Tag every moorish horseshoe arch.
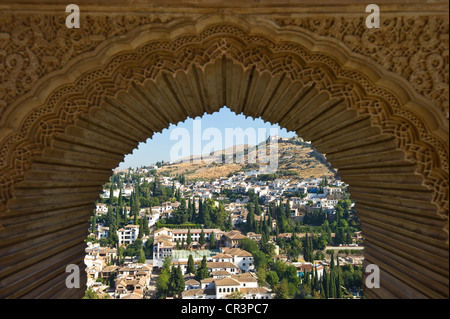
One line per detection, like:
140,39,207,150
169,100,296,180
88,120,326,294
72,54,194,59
0,4,448,299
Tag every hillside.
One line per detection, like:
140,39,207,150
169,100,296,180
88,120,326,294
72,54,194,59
158,136,337,181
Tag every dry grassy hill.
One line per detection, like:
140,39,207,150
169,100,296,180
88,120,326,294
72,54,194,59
158,136,336,181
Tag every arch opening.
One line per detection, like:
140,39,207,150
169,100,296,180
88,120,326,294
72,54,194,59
86,106,363,299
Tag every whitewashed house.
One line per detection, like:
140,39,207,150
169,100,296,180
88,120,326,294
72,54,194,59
117,225,140,245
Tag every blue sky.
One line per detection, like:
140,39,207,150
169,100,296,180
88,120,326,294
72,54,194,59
117,106,296,169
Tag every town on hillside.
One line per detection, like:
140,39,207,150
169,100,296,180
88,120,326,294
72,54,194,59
84,137,365,299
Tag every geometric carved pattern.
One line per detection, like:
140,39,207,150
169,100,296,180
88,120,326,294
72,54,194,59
272,15,449,118
1,13,448,119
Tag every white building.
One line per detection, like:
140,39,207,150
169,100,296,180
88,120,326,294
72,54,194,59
96,203,108,214
117,225,140,245
182,272,272,300
146,212,160,227
221,248,254,273
97,226,109,241
152,231,175,267
290,197,309,206
121,187,134,197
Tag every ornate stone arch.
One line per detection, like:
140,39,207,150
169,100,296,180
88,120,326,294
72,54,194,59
0,9,448,299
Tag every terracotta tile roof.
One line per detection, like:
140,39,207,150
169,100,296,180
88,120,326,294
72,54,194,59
185,279,200,285
231,272,258,283
224,230,246,240
222,248,252,257
182,288,206,297
212,253,233,259
212,270,231,276
240,287,271,295
215,277,240,286
207,262,238,269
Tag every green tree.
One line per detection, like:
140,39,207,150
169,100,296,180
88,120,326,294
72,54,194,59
239,237,259,255
156,256,172,298
109,184,115,205
266,271,279,289
138,248,146,263
199,228,205,246
91,215,97,233
330,251,335,270
186,228,192,247
246,203,256,233
168,265,185,297
256,268,267,287
143,218,150,236
156,270,170,299
196,256,210,281
83,287,100,299
210,231,216,248
138,220,144,239
118,189,123,208
187,254,195,274
253,250,268,270
274,279,291,299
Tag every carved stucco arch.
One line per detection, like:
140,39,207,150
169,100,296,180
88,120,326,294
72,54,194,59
0,12,448,298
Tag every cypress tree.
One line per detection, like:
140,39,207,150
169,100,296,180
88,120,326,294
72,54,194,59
336,269,342,299
247,205,255,233
91,215,97,233
199,228,205,246
196,256,210,280
226,214,233,231
284,200,291,219
138,219,144,239
330,270,336,298
210,231,216,248
129,192,134,214
143,217,150,236
320,279,325,299
187,254,195,275
323,267,329,299
303,233,311,262
118,189,123,208
336,253,342,298
187,228,192,246
203,201,211,227
169,265,185,297
197,199,203,224
187,198,192,221
330,251,335,270
109,184,114,205
313,265,319,292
